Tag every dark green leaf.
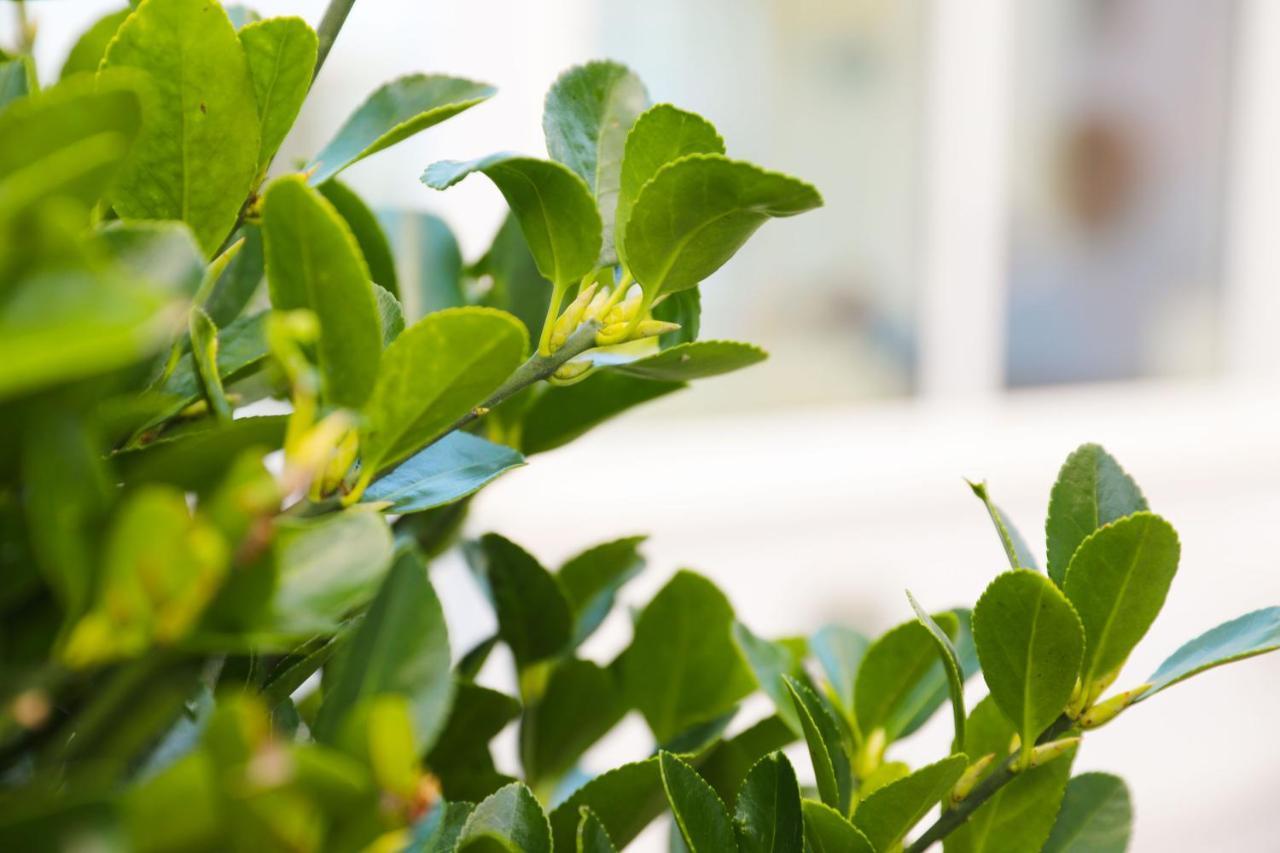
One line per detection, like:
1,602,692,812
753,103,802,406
471,212,552,340
362,431,524,514
115,416,286,494
549,758,666,852
522,658,625,786
1043,773,1132,853
466,533,572,669
610,340,766,382
311,74,495,185
407,801,476,853
455,782,551,853
98,220,205,296
1137,606,1280,702
0,56,35,111
801,800,874,853
660,751,737,853
908,591,966,752
157,310,270,417
854,612,959,743
240,16,317,171
968,480,1038,570
203,224,264,327
810,624,869,721
652,288,701,348
783,675,852,815
558,535,647,647
319,177,399,296
522,371,685,454
733,751,802,853
426,682,521,803
60,8,131,79
696,715,797,805
973,570,1083,752
1046,444,1147,585
853,754,967,852
575,807,618,853
189,307,233,421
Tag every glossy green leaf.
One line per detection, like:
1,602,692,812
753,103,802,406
189,306,233,421
521,371,685,454
203,224,264,327
854,612,959,743
733,751,803,853
1046,444,1147,585
310,74,494,185
60,8,131,79
359,306,527,475
466,533,572,668
103,0,261,256
616,104,724,266
696,715,798,805
783,675,852,815
262,175,382,407
407,801,476,853
973,570,1084,750
968,480,1038,571
543,61,649,265
455,782,551,853
361,431,524,514
239,17,317,171
802,800,874,853
660,751,737,853
549,758,666,852
734,622,806,734
575,807,618,853
624,154,821,297
522,658,625,786
853,754,967,852
426,682,520,803
623,571,755,743
652,288,701,348
1062,513,1180,690
610,340,766,382
557,535,647,647
319,178,399,295
1043,773,1132,853
424,154,602,285
810,624,869,720
1137,606,1280,702
313,549,452,752
908,592,966,752
945,696,1076,853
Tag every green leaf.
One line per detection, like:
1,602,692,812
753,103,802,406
98,220,206,296
239,16,317,172
60,8,131,79
203,224,264,327
623,571,755,743
609,340,767,382
652,288,701,348
575,807,618,853
319,178,399,296
521,371,685,454
968,480,1038,571
733,623,806,734
810,625,869,721
802,800,874,853
456,782,551,853
542,61,649,265
733,751,803,853
103,0,261,256
854,612,959,743
361,431,523,514
0,56,35,111
359,306,527,475
616,104,724,266
407,801,476,853
466,533,572,669
549,758,667,852
1046,444,1148,585
522,658,625,786
945,696,1076,853
623,154,822,298
660,751,737,853
424,154,602,286
426,682,521,803
696,715,797,805
908,591,967,752
312,549,452,752
557,536,647,647
853,754,967,852
471,212,552,339
1062,513,1180,691
156,310,269,416
398,210,465,319
783,675,852,815
261,175,381,407
189,306,233,421
266,508,394,637
1137,606,1280,702
973,570,1084,752
310,74,494,185
1043,773,1132,853
115,416,287,494
374,283,405,345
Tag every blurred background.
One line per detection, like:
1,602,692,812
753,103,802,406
12,0,1280,848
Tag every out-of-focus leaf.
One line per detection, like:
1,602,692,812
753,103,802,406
426,682,520,802
652,288,700,348
0,56,35,111
374,283,405,346
189,307,233,420
60,8,131,79
810,624,869,721
115,415,286,493
522,658,625,787
465,533,571,670
734,622,807,734
319,177,399,296
472,212,553,342
521,371,685,455
557,535,646,647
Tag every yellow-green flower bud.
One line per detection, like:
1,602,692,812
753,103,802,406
949,753,996,806
633,320,681,340
1079,683,1151,730
549,282,599,351
551,359,593,384
1024,736,1080,770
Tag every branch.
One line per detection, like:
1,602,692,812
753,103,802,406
312,0,358,84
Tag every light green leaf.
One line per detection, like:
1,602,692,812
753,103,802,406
521,371,685,454
558,536,647,647
359,306,527,475
239,16,317,171
854,612,959,743
575,807,618,853
424,154,602,286
853,754,967,852
810,625,870,721
103,0,260,256
616,104,724,266
973,570,1084,752
319,178,399,296
361,431,523,514
1062,513,1180,691
374,283,405,345
908,591,967,752
1043,773,1132,853
188,306,232,421
1137,606,1280,702
660,751,737,853
623,571,755,743
734,623,806,734
60,8,131,79
522,658,625,787
456,782,552,853
312,549,452,752
945,696,1076,853
802,800,874,853
968,480,1038,570
261,175,382,407
623,154,822,298
733,751,803,853
310,74,494,185
466,533,572,669
609,340,766,382
784,675,853,815
543,61,649,265
1046,444,1148,585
